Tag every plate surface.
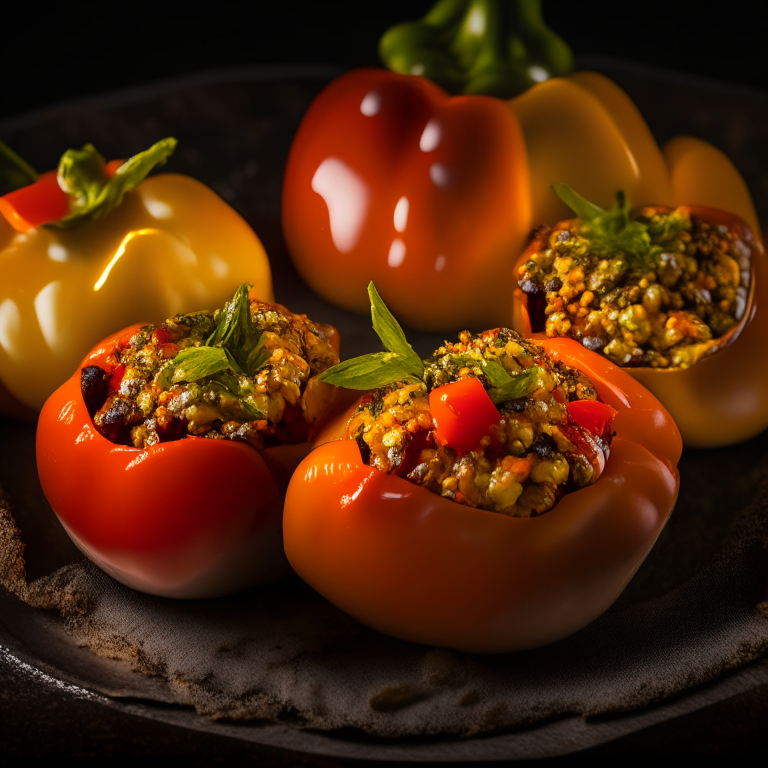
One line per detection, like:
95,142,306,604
2,61,768,761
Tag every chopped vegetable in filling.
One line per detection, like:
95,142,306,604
347,329,612,517
84,286,339,449
518,205,751,368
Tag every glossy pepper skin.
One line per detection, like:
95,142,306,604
283,67,531,332
513,205,768,448
0,173,273,416
283,68,759,334
284,340,681,653
36,323,342,599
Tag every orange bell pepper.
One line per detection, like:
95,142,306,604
283,68,758,335
36,313,349,599
283,338,681,653
513,201,768,448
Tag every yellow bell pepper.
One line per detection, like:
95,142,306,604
0,161,272,415
508,71,759,237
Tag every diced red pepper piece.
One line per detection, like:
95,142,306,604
567,399,618,441
109,364,125,392
429,377,501,455
152,327,172,346
0,171,70,232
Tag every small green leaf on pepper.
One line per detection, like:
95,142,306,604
50,137,177,229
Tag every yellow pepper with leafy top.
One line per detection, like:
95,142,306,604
0,139,273,416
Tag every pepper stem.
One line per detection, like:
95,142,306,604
379,0,574,98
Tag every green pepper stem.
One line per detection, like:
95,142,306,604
379,0,574,98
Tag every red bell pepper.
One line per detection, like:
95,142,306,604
36,314,352,599
567,399,617,442
283,67,531,332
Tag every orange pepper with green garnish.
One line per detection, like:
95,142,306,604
512,185,768,448
283,285,680,653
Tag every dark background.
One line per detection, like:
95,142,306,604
2,2,765,121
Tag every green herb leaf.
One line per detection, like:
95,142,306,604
318,352,421,390
487,366,539,405
446,353,514,388
223,348,244,376
170,346,235,384
317,283,425,390
0,140,38,195
211,368,242,397
244,336,270,376
552,183,604,223
240,396,266,420
206,283,264,373
207,284,251,347
553,184,653,266
368,282,424,379
48,137,177,229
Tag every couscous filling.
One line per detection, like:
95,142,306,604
347,328,611,517
82,286,339,449
518,203,750,368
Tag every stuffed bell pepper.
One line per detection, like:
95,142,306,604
0,138,273,417
282,0,758,333
512,185,768,447
283,284,681,653
36,285,352,599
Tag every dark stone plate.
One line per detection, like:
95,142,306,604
2,61,768,762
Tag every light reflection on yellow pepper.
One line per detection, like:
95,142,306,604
0,173,273,413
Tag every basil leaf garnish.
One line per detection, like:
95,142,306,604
244,336,270,376
207,283,265,373
164,283,270,393
487,366,539,405
207,284,251,348
317,282,424,390
49,137,177,229
552,183,604,224
319,352,421,390
170,347,234,384
368,282,424,379
211,368,242,397
0,140,38,196
553,183,654,267
444,353,514,389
